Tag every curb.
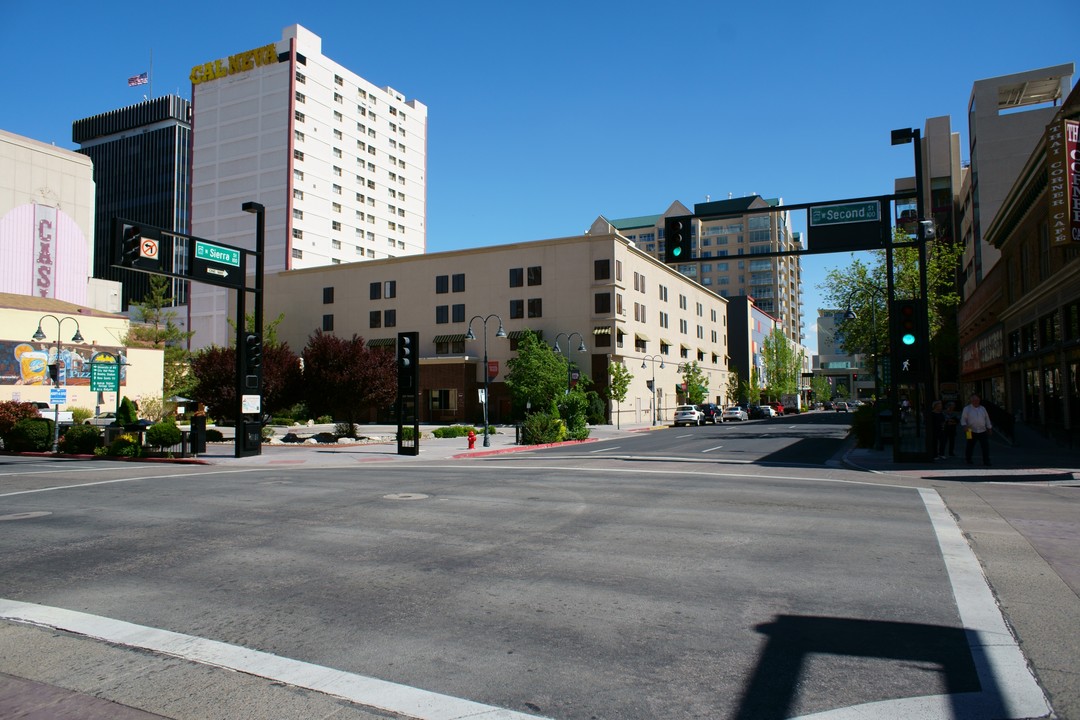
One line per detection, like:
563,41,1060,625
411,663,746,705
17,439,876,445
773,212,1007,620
452,437,600,459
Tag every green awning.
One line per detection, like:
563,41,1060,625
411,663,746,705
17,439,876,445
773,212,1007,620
366,338,396,348
433,334,467,343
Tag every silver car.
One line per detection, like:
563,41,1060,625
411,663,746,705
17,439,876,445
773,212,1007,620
673,405,703,426
721,406,749,422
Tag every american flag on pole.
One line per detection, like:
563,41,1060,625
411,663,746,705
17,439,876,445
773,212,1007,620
127,72,148,87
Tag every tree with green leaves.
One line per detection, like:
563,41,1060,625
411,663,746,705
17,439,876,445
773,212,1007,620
761,327,803,399
820,227,963,385
607,361,632,429
504,330,567,414
123,275,194,399
679,361,709,405
811,374,833,404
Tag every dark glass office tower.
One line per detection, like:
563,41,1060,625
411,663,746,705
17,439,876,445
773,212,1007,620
73,96,191,309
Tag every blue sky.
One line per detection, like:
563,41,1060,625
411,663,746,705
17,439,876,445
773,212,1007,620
2,0,1072,353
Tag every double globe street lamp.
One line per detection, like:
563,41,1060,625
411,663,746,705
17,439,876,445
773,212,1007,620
552,332,587,394
465,314,506,447
32,314,84,453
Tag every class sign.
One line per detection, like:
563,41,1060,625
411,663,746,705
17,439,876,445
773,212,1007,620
191,43,279,85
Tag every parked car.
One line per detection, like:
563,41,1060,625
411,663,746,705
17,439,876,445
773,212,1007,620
721,406,749,422
768,402,785,416
835,401,849,412
696,403,721,424
84,412,119,426
751,405,776,419
673,405,704,427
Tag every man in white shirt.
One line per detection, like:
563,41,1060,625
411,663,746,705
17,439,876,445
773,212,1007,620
961,393,992,465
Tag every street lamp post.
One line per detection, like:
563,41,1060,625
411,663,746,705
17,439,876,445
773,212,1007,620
32,314,84,453
553,332,587,394
465,314,506,447
640,355,664,425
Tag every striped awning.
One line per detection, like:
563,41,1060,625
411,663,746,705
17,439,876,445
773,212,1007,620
366,337,396,348
592,326,612,335
433,334,467,343
635,332,649,342
507,329,542,340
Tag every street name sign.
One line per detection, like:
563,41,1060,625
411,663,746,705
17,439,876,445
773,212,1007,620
810,201,880,226
191,240,244,289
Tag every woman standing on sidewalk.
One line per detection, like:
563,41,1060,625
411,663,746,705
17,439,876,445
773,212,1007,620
961,393,992,466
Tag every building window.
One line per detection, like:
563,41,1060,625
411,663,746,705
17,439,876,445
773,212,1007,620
595,332,611,348
594,259,610,280
435,340,465,355
509,268,524,287
384,280,396,298
292,248,303,259
436,275,449,293
452,273,465,292
332,221,342,231
510,299,524,319
369,310,381,328
659,311,669,329
370,282,381,300
323,287,334,304
429,389,457,410
296,72,306,84
384,309,396,328
528,298,543,318
527,266,542,286
659,285,668,302
452,304,465,323
594,292,611,314
436,305,449,324
322,314,334,331
295,92,305,104
292,228,303,239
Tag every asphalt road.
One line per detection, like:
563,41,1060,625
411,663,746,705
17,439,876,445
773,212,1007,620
0,446,1051,719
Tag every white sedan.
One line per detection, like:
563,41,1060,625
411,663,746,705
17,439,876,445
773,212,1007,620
721,406,748,422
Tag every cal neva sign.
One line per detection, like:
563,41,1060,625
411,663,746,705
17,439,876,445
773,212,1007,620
190,43,279,85
1046,119,1080,245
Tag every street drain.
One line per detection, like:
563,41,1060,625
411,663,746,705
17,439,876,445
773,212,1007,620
382,493,429,501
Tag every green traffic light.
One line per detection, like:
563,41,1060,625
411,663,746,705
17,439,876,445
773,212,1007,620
902,333,916,345
672,246,682,257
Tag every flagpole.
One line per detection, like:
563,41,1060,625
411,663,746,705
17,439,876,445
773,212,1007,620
149,49,153,98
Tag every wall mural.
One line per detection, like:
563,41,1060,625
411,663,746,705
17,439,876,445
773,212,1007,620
2,341,127,386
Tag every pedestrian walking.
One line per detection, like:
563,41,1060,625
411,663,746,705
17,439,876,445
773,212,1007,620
930,400,946,459
943,401,960,456
961,393,992,465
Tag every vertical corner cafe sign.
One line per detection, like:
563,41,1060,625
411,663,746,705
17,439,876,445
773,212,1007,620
1046,119,1080,245
807,200,886,253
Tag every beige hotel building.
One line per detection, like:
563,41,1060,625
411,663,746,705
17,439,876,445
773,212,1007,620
266,218,732,426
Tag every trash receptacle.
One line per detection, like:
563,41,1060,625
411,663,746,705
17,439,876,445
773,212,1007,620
190,415,207,454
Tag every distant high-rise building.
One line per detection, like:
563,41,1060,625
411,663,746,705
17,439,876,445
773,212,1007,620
608,195,804,347
73,95,192,309
963,63,1073,295
187,24,428,348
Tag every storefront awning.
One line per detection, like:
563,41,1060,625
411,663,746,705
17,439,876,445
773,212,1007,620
366,337,396,348
506,329,542,340
635,332,650,342
592,326,612,335
660,338,672,346
433,334,467,343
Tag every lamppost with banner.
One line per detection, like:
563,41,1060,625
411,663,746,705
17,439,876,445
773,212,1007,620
640,355,664,425
32,314,84,453
552,332,587,394
465,314,506,447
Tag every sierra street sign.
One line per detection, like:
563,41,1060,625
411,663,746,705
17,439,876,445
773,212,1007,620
810,201,880,226
195,240,241,267
192,239,244,289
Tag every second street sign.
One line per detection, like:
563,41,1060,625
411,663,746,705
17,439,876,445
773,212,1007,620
810,201,880,226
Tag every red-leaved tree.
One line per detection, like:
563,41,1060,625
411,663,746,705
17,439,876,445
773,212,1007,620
190,342,304,422
301,330,396,425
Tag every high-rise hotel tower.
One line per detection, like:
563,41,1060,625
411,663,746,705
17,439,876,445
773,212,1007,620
188,25,427,347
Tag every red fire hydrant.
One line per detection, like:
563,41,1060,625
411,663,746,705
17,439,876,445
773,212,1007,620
467,429,477,449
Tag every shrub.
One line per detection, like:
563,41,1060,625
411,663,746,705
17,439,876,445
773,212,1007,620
146,420,182,450
7,418,55,453
108,433,143,457
521,411,565,445
271,416,295,426
335,422,357,438
558,392,591,441
431,425,475,439
399,426,416,441
316,415,333,424
205,428,224,443
71,407,94,424
117,397,138,426
585,391,606,426
59,424,101,454
0,401,40,446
